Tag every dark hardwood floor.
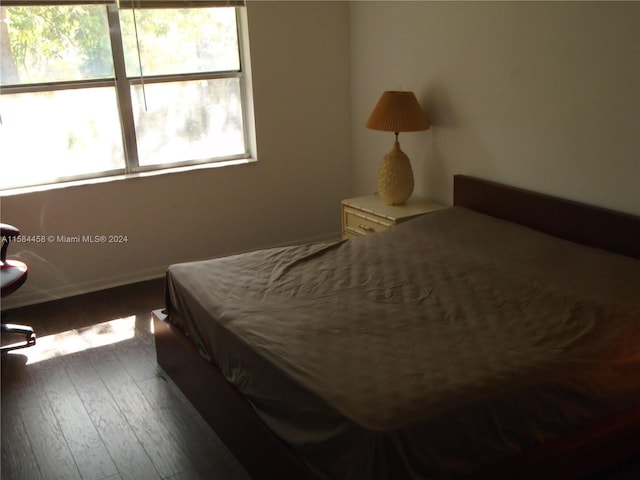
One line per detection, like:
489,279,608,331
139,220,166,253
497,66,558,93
1,279,252,480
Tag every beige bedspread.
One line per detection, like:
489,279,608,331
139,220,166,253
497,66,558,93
165,207,640,478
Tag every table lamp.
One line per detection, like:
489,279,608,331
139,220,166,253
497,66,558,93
365,91,430,205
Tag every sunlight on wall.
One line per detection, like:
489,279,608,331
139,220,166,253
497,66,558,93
9,316,139,365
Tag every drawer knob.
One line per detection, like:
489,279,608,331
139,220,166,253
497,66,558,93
358,224,374,232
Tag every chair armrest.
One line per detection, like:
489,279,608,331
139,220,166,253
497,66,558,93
1,224,20,263
1,224,20,239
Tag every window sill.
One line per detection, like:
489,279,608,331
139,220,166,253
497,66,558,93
0,157,257,197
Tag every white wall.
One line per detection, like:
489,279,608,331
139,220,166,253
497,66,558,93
1,1,351,308
350,1,640,215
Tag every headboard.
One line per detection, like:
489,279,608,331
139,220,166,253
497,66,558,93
453,175,640,259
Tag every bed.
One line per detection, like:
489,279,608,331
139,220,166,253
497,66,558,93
154,175,640,479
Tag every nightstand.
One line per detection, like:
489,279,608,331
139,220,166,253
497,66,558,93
341,194,447,239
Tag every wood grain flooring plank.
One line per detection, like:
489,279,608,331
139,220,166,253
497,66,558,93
163,471,208,480
1,403,43,480
62,349,102,387
18,396,82,479
2,356,81,480
88,348,196,479
115,333,160,383
39,361,118,480
1,352,32,393
138,375,251,480
75,379,161,480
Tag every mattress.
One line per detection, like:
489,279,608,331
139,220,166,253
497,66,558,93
165,207,640,479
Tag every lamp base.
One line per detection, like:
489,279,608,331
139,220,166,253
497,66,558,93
376,140,414,206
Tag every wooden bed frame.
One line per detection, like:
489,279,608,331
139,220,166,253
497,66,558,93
153,175,640,479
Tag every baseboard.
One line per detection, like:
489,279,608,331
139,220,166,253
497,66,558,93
1,267,168,310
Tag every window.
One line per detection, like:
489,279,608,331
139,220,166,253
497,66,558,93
0,0,251,191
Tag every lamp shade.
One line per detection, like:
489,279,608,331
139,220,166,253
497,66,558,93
365,91,429,133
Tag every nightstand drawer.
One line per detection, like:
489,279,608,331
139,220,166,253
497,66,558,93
343,207,392,237
341,195,447,239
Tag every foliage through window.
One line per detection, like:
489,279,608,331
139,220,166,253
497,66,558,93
0,0,249,190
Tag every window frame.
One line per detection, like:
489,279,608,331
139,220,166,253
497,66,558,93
0,0,254,191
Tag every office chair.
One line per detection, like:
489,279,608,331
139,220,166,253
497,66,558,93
1,223,36,352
